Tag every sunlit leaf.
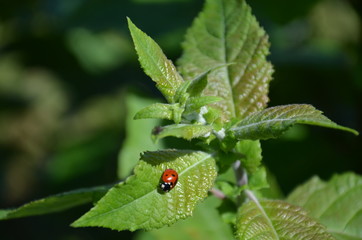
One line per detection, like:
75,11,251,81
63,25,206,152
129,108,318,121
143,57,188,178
178,0,273,121
229,104,358,140
136,196,234,240
152,124,213,142
287,172,362,240
133,102,176,120
236,199,335,240
0,186,109,220
72,150,217,231
184,96,223,115
128,18,183,103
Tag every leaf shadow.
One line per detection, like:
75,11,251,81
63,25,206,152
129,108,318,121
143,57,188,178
140,149,195,166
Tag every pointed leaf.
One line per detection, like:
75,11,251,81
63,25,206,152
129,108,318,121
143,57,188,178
229,104,358,140
133,102,176,120
174,79,192,105
173,66,227,106
287,173,362,240
178,0,273,121
72,150,217,231
0,186,109,220
186,64,232,97
152,124,213,141
128,18,183,103
236,199,335,240
187,70,209,97
118,93,165,179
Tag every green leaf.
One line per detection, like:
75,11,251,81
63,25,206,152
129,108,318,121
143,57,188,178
72,150,217,231
128,18,183,103
229,104,358,140
259,168,284,199
235,140,262,174
248,166,269,190
136,195,234,240
152,124,213,142
287,173,362,240
186,64,232,97
118,93,164,179
184,96,223,115
174,79,192,105
0,186,109,220
178,0,273,121
133,102,176,120
186,70,209,97
236,199,335,240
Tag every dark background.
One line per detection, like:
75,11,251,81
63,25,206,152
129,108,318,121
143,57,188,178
0,0,361,239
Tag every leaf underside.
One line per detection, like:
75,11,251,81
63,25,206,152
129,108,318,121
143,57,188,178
133,102,175,120
72,150,217,231
230,104,358,140
152,124,213,142
0,186,109,220
287,173,362,240
236,200,335,240
178,0,273,121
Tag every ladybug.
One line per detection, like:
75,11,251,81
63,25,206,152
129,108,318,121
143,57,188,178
159,169,178,192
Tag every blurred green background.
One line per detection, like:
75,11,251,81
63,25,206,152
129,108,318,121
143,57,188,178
0,0,361,239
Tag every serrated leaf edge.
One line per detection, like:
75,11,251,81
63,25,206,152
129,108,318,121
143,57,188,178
230,104,359,138
244,189,279,239
72,151,215,228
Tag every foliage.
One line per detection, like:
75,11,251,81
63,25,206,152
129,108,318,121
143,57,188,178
72,150,217,231
287,173,362,240
0,0,360,239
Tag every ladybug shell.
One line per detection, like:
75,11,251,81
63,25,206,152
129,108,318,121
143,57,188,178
160,169,178,192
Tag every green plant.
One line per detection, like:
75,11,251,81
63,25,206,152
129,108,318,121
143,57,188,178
1,0,360,239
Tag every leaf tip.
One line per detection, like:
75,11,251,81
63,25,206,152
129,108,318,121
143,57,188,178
70,219,82,228
351,129,359,136
126,16,132,25
133,113,140,120
127,17,138,35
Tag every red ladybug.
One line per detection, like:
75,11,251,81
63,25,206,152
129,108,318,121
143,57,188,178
159,169,178,192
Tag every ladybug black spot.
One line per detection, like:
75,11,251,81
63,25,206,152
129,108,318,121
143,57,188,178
160,182,172,192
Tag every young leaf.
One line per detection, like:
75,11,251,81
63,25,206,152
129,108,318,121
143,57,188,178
186,70,209,97
152,124,213,142
235,140,262,174
118,93,165,179
174,79,193,105
287,172,362,240
248,166,269,190
186,64,232,97
133,102,176,120
0,186,109,220
72,150,217,231
236,199,335,240
128,18,183,103
229,104,358,140
184,96,223,115
178,0,273,121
